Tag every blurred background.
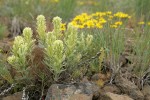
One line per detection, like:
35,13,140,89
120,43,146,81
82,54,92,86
0,0,150,39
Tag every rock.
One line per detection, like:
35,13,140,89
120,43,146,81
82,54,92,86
91,73,110,87
105,92,133,100
145,96,150,100
103,84,121,94
141,84,150,100
45,82,100,100
81,76,89,83
69,94,92,100
98,93,112,100
2,92,22,100
91,73,110,82
114,75,144,100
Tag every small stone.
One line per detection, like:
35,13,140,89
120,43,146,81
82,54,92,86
114,75,144,100
2,92,22,100
141,84,150,100
105,92,133,100
103,84,121,94
45,82,100,100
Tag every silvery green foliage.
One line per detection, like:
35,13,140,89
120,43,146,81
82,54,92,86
36,15,47,47
36,15,93,81
64,23,78,57
7,27,35,74
43,16,65,81
45,40,64,81
52,16,62,38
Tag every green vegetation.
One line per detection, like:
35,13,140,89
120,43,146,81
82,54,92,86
131,25,150,86
56,0,76,21
0,0,150,99
4,15,101,85
134,0,150,21
7,27,35,85
0,24,6,39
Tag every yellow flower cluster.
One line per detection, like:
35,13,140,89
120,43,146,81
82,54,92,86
114,12,131,19
138,21,150,26
77,0,97,6
110,21,122,28
70,11,131,29
61,23,66,31
138,21,144,25
41,0,59,3
52,0,59,3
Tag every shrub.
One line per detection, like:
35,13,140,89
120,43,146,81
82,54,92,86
131,25,150,88
6,15,103,84
7,27,35,83
36,15,97,81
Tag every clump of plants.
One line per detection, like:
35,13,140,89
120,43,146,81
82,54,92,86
131,24,150,89
72,11,128,83
7,27,35,83
36,15,101,81
70,11,131,29
0,15,104,98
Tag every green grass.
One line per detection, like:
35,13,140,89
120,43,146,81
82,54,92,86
55,0,77,21
134,0,150,21
1,0,150,97
0,0,77,22
132,25,150,78
0,24,6,40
